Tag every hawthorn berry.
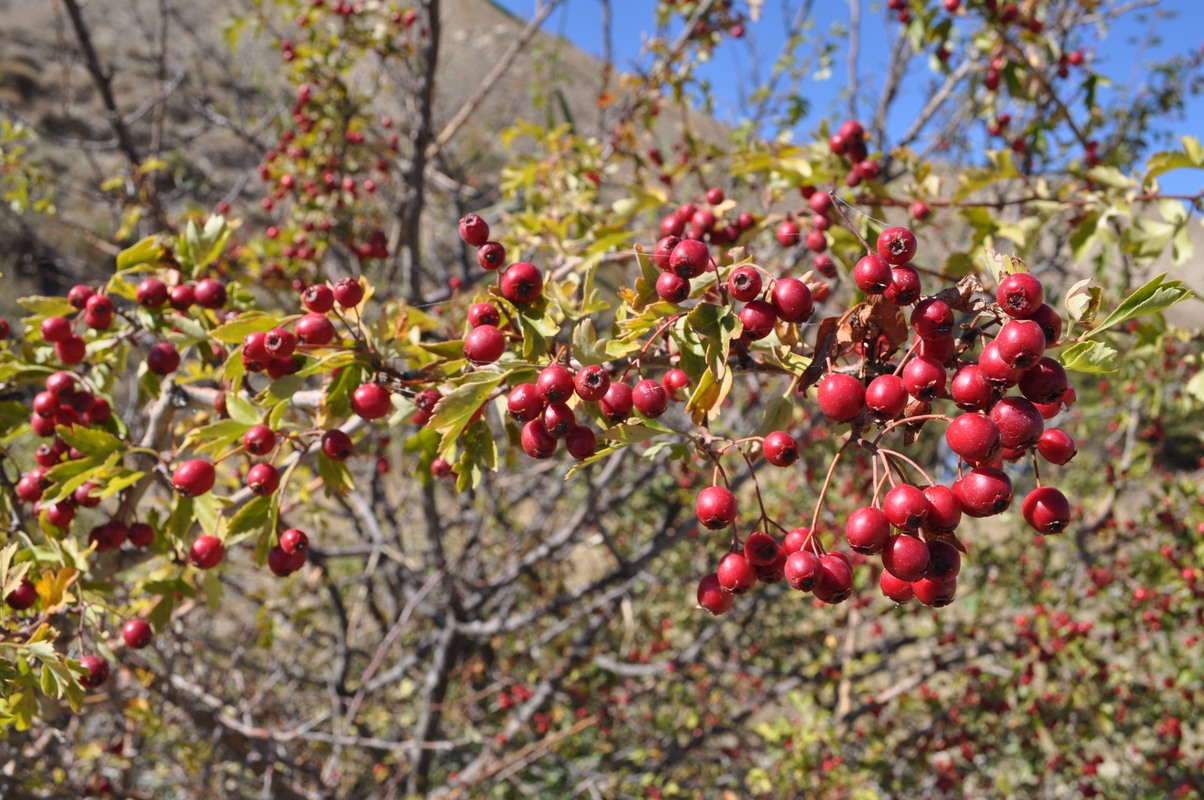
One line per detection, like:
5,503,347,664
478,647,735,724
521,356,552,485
717,552,757,594
279,529,309,555
953,467,1014,517
775,219,800,247
147,342,181,376
268,545,306,577
846,506,891,554
739,300,777,340
1037,428,1077,465
476,241,507,271
661,368,689,400
5,579,38,610
573,365,610,403
880,570,915,603
297,313,336,345
997,272,1044,317
464,324,506,365
816,373,865,423
169,284,196,311
351,383,393,420
728,266,762,301
128,522,155,548
902,356,947,400
542,403,575,438
565,426,597,460
865,374,908,419
653,235,680,270
78,655,110,688
656,272,691,303
243,331,271,365
946,413,1003,466
978,342,1025,386
922,485,963,534
67,284,94,309
458,214,490,247
785,549,823,591
632,379,668,417
536,364,575,403
41,316,72,343
264,328,297,359
189,536,226,570
882,534,930,582
697,573,734,615
302,284,335,313
910,298,954,340
763,431,799,467
743,532,781,567
668,239,710,279
854,254,892,294
1022,486,1072,534
520,419,557,459
321,429,354,461
1019,357,1069,405
812,553,854,604
912,576,958,607
122,619,153,649
876,226,918,266
996,319,1047,369
1026,303,1063,346
696,486,737,530
173,459,216,498
951,364,994,411
246,463,281,496
467,302,501,328
771,277,813,322
501,262,544,304
989,396,1044,450
332,278,365,308
194,278,227,309
885,264,922,305
925,540,962,581
883,484,932,530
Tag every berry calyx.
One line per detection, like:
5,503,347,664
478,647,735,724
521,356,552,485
78,655,110,688
728,266,763,301
997,272,1044,317
501,262,544,304
321,429,354,461
876,226,918,266
1022,486,1072,534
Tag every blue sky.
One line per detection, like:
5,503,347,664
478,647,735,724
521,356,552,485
495,0,1204,196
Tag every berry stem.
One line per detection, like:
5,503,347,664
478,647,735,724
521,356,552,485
807,435,856,538
828,192,873,252
879,447,936,487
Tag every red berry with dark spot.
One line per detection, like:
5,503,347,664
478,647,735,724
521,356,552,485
785,549,823,591
1022,486,1071,534
468,302,501,328
771,277,813,323
565,426,597,460
333,278,365,308
137,278,169,308
951,364,994,411
697,486,737,530
912,576,958,607
911,298,954,340
953,466,1014,517
880,570,915,603
1019,357,1069,405
296,313,336,345
854,254,892,294
542,402,575,438
728,266,762,301
989,396,1044,450
520,419,557,459
264,328,297,359
946,413,1003,466
268,545,306,576
632,379,668,417
279,528,309,555
536,364,575,403
458,214,490,247
67,284,94,309
669,239,710,279
656,272,690,303
194,278,227,309
739,300,777,340
173,459,216,498
599,381,633,424
925,540,962,581
170,284,196,311
1037,428,1077,465
995,319,1046,368
717,552,757,594
865,374,907,419
763,430,798,467
997,272,1044,317
302,284,335,313
902,356,947,400
321,429,354,461
876,226,918,266
885,265,922,305
501,262,544,304
776,219,800,247
1026,303,1063,346
5,579,38,610
883,484,932,531
147,342,180,376
882,534,930,582
812,553,854,604
846,506,891,554
476,242,506,271
979,342,1025,386
78,655,110,688
246,463,281,496
129,522,154,548
922,485,963,534
743,531,781,567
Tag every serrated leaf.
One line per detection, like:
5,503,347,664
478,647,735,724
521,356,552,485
116,236,165,271
183,419,252,455
686,302,740,378
225,393,259,425
209,313,284,345
1085,273,1194,339
55,425,123,458
1144,136,1204,181
1059,340,1118,373
1086,166,1135,189
18,296,77,317
317,452,355,498
685,367,733,425
226,496,272,542
1064,279,1102,326
429,371,509,456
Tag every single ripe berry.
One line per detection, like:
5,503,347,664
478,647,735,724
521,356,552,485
925,540,962,581
333,278,365,308
876,226,918,266
279,528,309,555
122,618,153,649
520,419,557,459
78,655,110,688
660,214,684,238
717,552,757,594
476,242,506,271
697,486,737,530
865,374,908,419
537,364,575,403
697,573,734,615
812,553,854,604
41,316,72,343
728,266,762,301
910,298,954,340
706,187,725,205
854,254,892,294
997,272,1044,317
668,239,710,279
268,545,307,577
599,381,633,424
464,324,506,365
656,272,691,303
458,213,490,247
147,342,180,376
246,463,281,496
995,319,1046,369
880,570,915,603
784,550,823,591
67,284,94,309
1027,303,1063,346
352,383,392,420
661,368,689,400
902,356,947,400
501,262,543,304
881,534,930,582
467,302,501,328
912,576,958,607
55,335,87,365
573,365,610,403
989,396,1044,450
805,229,828,253
763,431,798,467
816,373,865,423
565,425,597,460
129,522,155,548
846,506,891,554
652,235,680,270
775,219,801,247
1037,428,1076,465
189,535,226,569
814,253,837,278
542,402,575,438
243,331,271,365
953,467,1014,518
950,364,994,411
194,278,228,309
72,482,100,508
1022,486,1072,534
632,379,668,417
883,484,931,530
169,284,196,311
302,284,335,313
922,485,962,534
137,278,169,308
1019,357,1069,405
297,314,336,345
771,277,813,323
739,300,777,340
264,328,297,359
743,531,781,567
6,578,38,610
885,265,922,305
173,459,216,498
945,413,1003,466
978,342,1025,386
321,429,354,461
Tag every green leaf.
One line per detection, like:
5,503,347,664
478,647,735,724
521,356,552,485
18,296,76,318
1086,166,1136,190
429,371,509,456
1144,136,1204,181
209,313,285,345
1085,274,1195,339
317,452,355,497
225,393,259,426
1058,340,1118,373
116,236,165,271
55,425,123,458
183,419,252,456
227,496,272,542
686,303,739,377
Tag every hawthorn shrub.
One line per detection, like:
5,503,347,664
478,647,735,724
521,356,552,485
0,0,1202,797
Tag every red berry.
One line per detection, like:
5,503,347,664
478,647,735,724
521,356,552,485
246,463,281,496
173,459,216,498
995,319,1047,368
853,254,891,294
717,552,757,594
467,302,501,328
775,220,800,247
242,331,271,365
882,534,930,582
565,425,597,460
883,484,931,531
743,531,781,566
812,553,854,604
706,187,725,205
599,381,633,424
922,485,963,534
910,201,931,221
147,342,180,376
501,262,543,304
321,429,354,461
785,549,823,591
302,284,335,313
989,396,1044,450
122,618,153,649
876,226,918,266
268,544,307,576
951,364,994,411
660,215,685,238
67,284,95,309
953,466,1014,517
128,522,155,548
520,419,557,459
264,328,297,359
333,278,365,308
573,365,610,403
946,413,1003,466
846,506,891,554
816,373,865,423
925,540,962,581
863,374,906,420
1037,428,1077,465
880,570,915,603
279,528,309,555
910,298,954,340
916,332,957,364
728,266,762,301
902,356,947,400
5,579,38,610
1026,303,1063,346
997,272,1044,317
1019,357,1069,405
632,379,668,417
194,278,227,309
885,265,922,305
912,576,958,607
296,313,336,345
41,316,72,343
169,284,196,311
476,242,506,271
662,368,689,400
78,654,110,688
697,486,737,530
656,272,690,303
189,535,225,569
1022,486,1071,534
464,324,506,365
763,430,799,467
542,402,575,438
537,364,575,403
352,383,392,420
771,277,813,322
668,239,710,279
979,342,1025,386
458,214,490,247
697,573,734,615
739,300,777,340
653,235,680,270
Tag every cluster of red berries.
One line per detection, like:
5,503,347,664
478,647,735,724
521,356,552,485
656,188,757,250
694,225,1078,614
